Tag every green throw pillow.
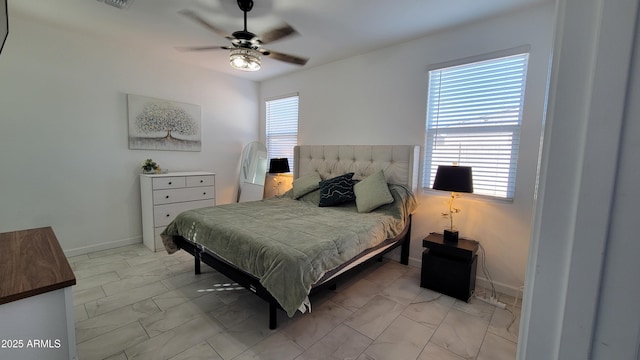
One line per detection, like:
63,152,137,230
292,172,322,199
354,170,394,213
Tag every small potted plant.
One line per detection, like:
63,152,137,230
141,159,159,174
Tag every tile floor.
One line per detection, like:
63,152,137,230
69,244,521,360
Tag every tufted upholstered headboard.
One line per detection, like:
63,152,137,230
294,145,421,192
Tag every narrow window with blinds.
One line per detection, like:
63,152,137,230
266,95,299,170
423,52,529,199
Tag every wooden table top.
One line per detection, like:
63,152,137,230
0,227,76,305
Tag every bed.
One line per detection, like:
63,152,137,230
161,145,420,329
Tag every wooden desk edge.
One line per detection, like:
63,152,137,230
0,227,76,305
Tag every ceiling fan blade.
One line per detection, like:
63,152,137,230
176,45,230,52
179,9,235,41
260,23,298,44
262,49,308,66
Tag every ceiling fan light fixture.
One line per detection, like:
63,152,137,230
229,48,261,71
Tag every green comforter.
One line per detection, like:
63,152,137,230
161,184,416,317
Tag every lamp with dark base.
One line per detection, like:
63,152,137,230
443,231,458,244
268,158,290,196
432,165,473,244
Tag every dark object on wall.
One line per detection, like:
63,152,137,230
1,0,8,55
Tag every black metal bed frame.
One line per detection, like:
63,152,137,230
172,216,412,329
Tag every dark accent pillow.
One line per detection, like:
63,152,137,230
318,173,356,207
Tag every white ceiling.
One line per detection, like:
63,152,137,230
9,0,552,82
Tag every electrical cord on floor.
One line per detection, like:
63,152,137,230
478,242,496,298
409,293,442,304
477,242,519,335
505,306,517,332
505,285,524,333
415,241,520,335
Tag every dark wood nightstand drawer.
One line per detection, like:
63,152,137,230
420,233,478,302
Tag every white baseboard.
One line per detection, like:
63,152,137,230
474,276,523,299
407,256,421,269
400,248,523,298
381,247,422,269
64,236,142,257
406,258,521,298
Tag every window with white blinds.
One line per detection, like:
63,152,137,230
266,95,299,170
423,52,529,199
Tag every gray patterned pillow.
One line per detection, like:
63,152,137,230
354,170,394,213
318,173,355,207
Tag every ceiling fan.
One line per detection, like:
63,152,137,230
179,0,308,71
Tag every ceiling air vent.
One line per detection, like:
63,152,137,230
96,0,133,9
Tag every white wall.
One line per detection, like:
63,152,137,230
259,4,555,294
0,15,259,255
519,0,640,358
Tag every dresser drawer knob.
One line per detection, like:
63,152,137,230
203,192,207,195
200,180,204,183
168,182,172,185
165,195,170,199
166,214,170,217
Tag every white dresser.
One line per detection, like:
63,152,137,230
140,171,216,251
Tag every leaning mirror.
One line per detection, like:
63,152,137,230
237,141,268,202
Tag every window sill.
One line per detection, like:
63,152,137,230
419,187,515,204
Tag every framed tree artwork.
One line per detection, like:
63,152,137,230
127,94,202,151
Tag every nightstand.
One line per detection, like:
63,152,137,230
420,232,478,302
